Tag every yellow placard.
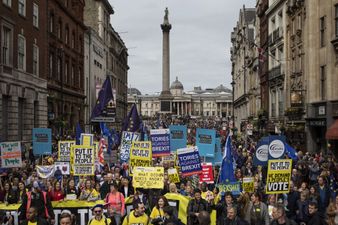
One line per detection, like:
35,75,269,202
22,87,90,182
242,177,254,193
80,134,93,146
266,159,292,194
58,141,75,162
130,141,152,172
133,167,164,189
71,145,95,176
168,168,180,183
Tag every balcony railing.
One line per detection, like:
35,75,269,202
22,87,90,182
268,27,284,46
268,65,284,80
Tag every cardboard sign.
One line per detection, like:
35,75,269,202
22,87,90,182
162,153,176,167
55,161,70,175
196,128,216,157
133,167,164,189
150,129,170,157
199,163,214,184
168,168,180,183
0,142,22,168
169,125,187,152
120,132,140,162
80,134,94,146
32,128,52,155
266,159,292,194
58,141,75,162
242,177,254,193
71,146,95,176
130,141,152,171
217,182,241,195
177,146,202,176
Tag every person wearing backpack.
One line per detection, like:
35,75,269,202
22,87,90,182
88,204,116,225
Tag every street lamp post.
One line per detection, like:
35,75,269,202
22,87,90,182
231,80,236,128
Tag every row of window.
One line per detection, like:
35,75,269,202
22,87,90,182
2,26,39,75
2,0,39,28
1,95,39,141
49,12,83,53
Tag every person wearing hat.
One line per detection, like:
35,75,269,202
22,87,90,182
88,204,116,225
19,181,55,224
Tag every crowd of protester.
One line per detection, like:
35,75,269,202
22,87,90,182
0,115,338,225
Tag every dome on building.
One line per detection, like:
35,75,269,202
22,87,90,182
214,84,231,93
170,77,184,90
128,87,142,95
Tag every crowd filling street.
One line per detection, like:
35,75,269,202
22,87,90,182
0,115,337,225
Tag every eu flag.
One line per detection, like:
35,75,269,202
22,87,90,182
122,104,142,132
75,122,83,145
91,77,114,119
219,135,236,183
285,142,298,160
100,122,113,154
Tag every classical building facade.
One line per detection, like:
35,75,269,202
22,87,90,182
230,7,260,130
47,0,86,136
84,0,128,130
303,0,338,152
0,0,48,142
128,78,232,118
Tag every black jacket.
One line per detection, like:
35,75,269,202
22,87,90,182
308,212,327,225
270,218,297,225
118,185,134,198
221,217,249,225
21,218,50,225
19,191,55,221
187,198,211,225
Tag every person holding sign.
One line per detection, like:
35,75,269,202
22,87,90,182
79,179,100,201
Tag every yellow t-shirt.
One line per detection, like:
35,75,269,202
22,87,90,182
28,222,37,225
149,207,164,219
88,216,111,225
122,210,149,225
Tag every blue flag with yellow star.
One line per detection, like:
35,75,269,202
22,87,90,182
91,76,114,119
219,135,236,183
122,103,142,133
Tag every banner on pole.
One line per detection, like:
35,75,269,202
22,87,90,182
133,167,164,189
71,146,95,176
120,132,140,162
199,163,214,184
196,128,216,157
177,146,202,176
217,182,241,195
0,142,22,168
130,141,152,172
36,165,55,178
150,129,170,157
266,159,292,194
242,177,254,193
169,125,187,152
32,128,52,155
58,141,75,162
268,135,286,160
168,168,180,183
253,137,269,166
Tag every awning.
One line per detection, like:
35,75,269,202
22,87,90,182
326,119,338,140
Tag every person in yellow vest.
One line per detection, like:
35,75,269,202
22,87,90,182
150,196,169,225
88,204,116,225
122,201,150,225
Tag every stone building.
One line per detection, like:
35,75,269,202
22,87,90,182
230,6,259,130
128,78,232,118
266,0,288,128
84,0,128,130
0,0,48,142
303,0,338,152
47,0,86,136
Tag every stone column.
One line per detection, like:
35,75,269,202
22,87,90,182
161,8,172,96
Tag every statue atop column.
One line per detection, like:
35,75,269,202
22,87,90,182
163,7,170,25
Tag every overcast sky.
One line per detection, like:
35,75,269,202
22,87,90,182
109,0,255,94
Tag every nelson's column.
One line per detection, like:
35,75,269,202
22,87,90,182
159,7,173,113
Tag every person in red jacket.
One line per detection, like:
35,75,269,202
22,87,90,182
48,180,64,201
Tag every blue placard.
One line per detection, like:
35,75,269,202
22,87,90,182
150,129,170,157
177,146,202,176
32,128,52,155
169,125,187,152
268,135,287,160
217,182,241,195
206,137,222,165
253,137,269,166
196,128,216,157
